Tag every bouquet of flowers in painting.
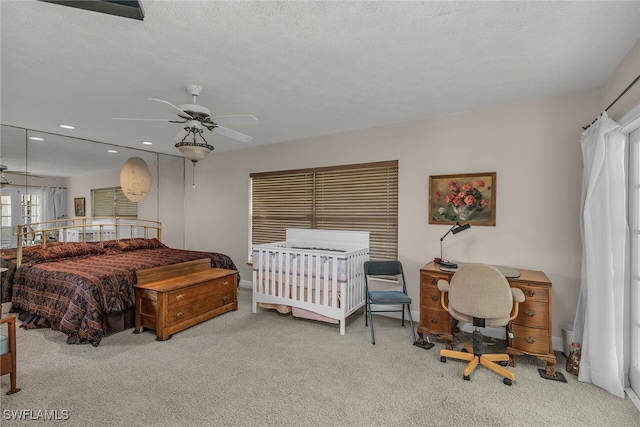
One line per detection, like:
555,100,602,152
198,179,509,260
430,173,495,224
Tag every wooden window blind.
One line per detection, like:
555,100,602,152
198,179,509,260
91,187,138,218
250,160,398,259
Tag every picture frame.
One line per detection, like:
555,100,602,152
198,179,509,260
74,197,86,217
429,172,496,226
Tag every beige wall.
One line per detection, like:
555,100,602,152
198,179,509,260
602,40,640,121
182,40,639,345
183,89,598,343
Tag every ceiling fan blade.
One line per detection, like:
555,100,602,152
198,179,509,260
148,98,193,120
5,170,44,179
213,126,253,143
113,117,175,122
211,115,258,126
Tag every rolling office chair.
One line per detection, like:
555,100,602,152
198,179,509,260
364,260,416,345
437,263,525,385
0,314,20,394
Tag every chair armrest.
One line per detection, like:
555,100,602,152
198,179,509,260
0,314,16,326
511,288,525,303
437,279,450,292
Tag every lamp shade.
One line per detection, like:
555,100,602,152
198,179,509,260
120,157,151,202
175,141,213,162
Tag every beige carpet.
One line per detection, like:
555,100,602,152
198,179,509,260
1,288,638,427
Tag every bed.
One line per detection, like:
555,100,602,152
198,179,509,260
1,217,238,346
252,229,369,334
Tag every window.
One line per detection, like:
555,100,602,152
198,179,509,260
21,193,39,224
1,194,11,248
250,160,398,260
91,187,138,218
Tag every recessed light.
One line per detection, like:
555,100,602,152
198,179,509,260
59,124,76,129
107,149,118,153
141,141,153,145
28,136,44,141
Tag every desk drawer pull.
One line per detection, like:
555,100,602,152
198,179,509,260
524,310,536,317
174,312,185,319
431,279,438,285
223,281,230,286
524,337,536,344
524,290,536,298
222,295,229,302
430,318,439,324
431,295,439,301
175,294,185,301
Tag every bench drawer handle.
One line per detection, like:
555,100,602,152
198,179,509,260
175,294,185,301
174,311,185,319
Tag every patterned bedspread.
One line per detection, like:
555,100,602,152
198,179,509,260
6,240,237,346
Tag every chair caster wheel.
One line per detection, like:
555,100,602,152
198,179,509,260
503,378,512,386
499,361,508,366
440,356,446,363
463,375,470,381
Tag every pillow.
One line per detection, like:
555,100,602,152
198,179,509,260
25,242,106,263
103,238,166,252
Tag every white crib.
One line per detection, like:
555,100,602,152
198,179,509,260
252,229,369,334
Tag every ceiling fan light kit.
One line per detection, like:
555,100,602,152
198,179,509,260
175,141,214,163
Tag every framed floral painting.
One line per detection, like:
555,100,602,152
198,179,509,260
429,172,496,225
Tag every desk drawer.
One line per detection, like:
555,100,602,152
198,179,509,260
419,308,450,334
513,283,549,303
512,298,549,329
421,289,446,310
510,323,550,355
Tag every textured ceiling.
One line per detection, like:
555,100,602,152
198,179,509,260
1,1,640,175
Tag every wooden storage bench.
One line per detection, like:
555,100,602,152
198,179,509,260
134,258,238,340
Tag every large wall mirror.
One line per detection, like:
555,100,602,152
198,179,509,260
0,125,185,249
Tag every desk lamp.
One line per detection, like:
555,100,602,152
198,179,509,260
437,221,470,268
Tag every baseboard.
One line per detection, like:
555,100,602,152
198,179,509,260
377,305,566,352
243,287,566,352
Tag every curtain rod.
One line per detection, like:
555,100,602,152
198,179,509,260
583,73,640,130
2,185,67,190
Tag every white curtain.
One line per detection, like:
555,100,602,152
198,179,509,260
39,187,67,222
573,111,629,398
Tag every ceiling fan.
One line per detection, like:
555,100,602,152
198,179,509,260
0,165,10,188
0,165,44,186
114,84,258,162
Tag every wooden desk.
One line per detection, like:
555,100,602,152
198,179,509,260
417,262,557,377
